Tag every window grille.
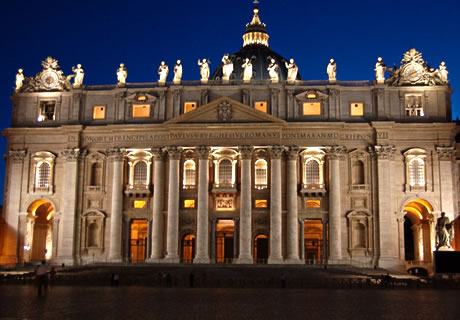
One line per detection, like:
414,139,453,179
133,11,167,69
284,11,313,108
37,162,50,188
133,161,148,186
219,159,233,185
255,159,267,187
409,158,425,186
305,159,320,186
184,160,196,187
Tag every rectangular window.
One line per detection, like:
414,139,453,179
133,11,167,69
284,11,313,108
255,101,267,113
184,199,196,208
405,94,424,116
132,104,150,118
93,105,106,119
306,200,320,208
350,102,364,116
184,102,197,113
255,200,268,208
133,200,146,209
303,102,321,116
38,101,56,121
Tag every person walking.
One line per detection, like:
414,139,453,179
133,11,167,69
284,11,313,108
36,260,48,296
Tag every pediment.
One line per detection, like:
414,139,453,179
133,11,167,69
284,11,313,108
165,97,285,124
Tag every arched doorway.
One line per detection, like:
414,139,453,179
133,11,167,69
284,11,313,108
254,234,268,264
130,220,148,263
181,234,196,264
403,198,434,262
25,200,55,262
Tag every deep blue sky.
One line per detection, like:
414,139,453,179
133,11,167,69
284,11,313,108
1,0,459,204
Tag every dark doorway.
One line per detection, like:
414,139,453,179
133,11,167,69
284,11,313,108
254,234,268,264
181,234,196,264
404,217,415,261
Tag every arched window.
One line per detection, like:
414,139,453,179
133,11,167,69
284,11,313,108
91,162,103,186
255,159,268,188
409,158,425,186
219,159,233,186
37,162,50,188
352,160,365,185
133,161,148,186
305,159,320,187
88,223,99,247
183,160,196,188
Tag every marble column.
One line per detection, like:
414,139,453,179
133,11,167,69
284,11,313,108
326,146,347,263
233,218,240,259
107,148,125,262
124,217,131,262
148,148,165,262
164,147,182,263
286,146,301,263
299,219,305,261
436,147,456,221
411,224,422,261
194,146,211,263
56,148,81,266
1,150,26,266
146,219,152,259
322,218,328,264
268,146,284,264
237,146,253,264
210,218,217,263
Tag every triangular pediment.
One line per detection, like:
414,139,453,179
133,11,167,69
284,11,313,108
165,97,285,124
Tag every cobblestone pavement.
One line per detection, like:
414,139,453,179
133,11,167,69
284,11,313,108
0,285,459,320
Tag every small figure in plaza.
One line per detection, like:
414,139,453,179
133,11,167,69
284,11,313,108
327,58,336,81
158,61,169,84
36,260,48,296
374,57,386,83
198,59,210,83
285,58,298,83
436,212,454,250
438,61,448,83
267,58,279,82
242,58,253,82
72,64,85,87
221,54,234,82
15,68,25,91
173,60,182,84
117,63,128,85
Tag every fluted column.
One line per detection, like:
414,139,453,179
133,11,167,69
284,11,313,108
268,146,284,264
107,148,125,262
56,148,82,266
194,146,211,263
124,217,131,262
148,148,165,262
1,150,26,265
237,146,253,264
299,218,305,261
436,146,456,221
286,146,301,263
326,146,347,263
322,217,328,263
164,147,182,263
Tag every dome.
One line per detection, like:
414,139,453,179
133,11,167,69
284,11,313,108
211,6,301,82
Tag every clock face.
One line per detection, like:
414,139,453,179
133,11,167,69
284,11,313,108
41,71,59,89
404,64,423,82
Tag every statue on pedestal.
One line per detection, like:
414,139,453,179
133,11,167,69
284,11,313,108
173,60,182,84
438,61,448,83
15,68,25,92
267,59,279,82
221,54,233,82
198,59,210,82
72,64,85,87
374,57,386,83
242,58,253,82
285,58,298,83
436,212,454,250
158,61,169,84
117,63,127,85
327,58,336,81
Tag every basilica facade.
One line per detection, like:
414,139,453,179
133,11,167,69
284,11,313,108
1,6,458,271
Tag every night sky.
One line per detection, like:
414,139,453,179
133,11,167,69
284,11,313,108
1,0,459,204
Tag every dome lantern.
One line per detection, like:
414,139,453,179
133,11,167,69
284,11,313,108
243,2,269,47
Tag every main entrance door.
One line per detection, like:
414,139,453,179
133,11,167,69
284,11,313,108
304,220,327,264
130,220,148,263
216,219,234,263
254,234,268,264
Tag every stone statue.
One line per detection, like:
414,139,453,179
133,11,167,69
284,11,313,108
327,58,336,81
436,212,454,250
72,64,85,87
158,61,169,84
242,58,253,82
117,63,127,85
374,57,386,83
267,59,279,82
285,58,298,83
198,59,210,82
438,61,448,83
15,68,25,92
173,60,182,84
221,54,233,82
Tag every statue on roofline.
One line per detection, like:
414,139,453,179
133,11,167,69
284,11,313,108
173,60,182,84
327,58,336,81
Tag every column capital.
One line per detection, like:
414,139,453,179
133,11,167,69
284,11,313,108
368,145,396,160
60,148,80,162
106,148,125,162
325,145,347,160
196,146,211,159
238,146,254,159
269,145,284,159
8,149,26,163
285,146,300,160
436,146,455,161
151,147,166,160
165,146,182,160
